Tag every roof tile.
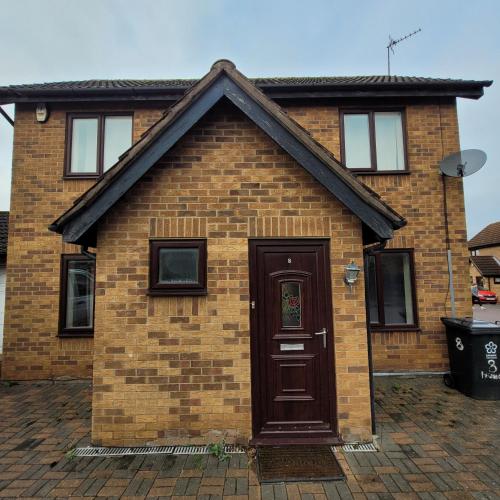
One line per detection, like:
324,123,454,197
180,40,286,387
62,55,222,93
468,222,500,249
0,75,490,92
470,255,500,277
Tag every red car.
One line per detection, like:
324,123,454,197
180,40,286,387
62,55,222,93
472,285,498,304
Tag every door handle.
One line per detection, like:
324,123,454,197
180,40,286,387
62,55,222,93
314,327,327,348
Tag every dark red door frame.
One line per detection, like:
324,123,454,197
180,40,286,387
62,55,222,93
248,238,341,445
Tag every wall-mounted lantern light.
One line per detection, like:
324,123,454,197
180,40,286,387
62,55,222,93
344,261,361,291
36,103,49,123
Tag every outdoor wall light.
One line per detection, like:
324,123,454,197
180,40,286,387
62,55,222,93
36,103,49,123
344,261,361,291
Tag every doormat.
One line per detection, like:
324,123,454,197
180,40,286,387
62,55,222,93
257,445,345,483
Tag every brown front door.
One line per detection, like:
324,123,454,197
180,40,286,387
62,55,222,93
249,239,338,444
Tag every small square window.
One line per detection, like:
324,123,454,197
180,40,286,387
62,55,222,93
494,277,500,284
149,240,207,296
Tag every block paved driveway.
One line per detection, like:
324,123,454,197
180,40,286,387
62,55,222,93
473,303,500,322
0,376,498,499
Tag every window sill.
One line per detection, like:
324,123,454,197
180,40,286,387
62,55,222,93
147,289,208,297
63,174,100,180
352,170,411,175
370,326,421,333
58,332,94,338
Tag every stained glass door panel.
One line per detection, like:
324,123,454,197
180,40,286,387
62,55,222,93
281,282,302,328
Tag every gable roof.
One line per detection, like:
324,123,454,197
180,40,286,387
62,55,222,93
0,211,8,256
470,255,500,277
468,222,500,250
0,75,492,104
50,60,406,247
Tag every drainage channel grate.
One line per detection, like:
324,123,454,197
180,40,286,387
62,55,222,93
333,443,378,453
74,446,175,457
74,444,245,457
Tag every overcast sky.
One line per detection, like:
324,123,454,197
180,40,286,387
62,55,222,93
0,0,498,237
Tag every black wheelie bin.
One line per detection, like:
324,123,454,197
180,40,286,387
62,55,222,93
441,317,500,400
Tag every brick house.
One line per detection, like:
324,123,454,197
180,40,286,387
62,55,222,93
0,60,491,446
469,222,500,294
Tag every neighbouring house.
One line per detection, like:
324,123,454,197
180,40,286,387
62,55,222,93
0,60,491,446
469,222,500,293
470,256,500,295
0,211,7,352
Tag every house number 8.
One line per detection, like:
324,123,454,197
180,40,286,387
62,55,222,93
287,258,292,263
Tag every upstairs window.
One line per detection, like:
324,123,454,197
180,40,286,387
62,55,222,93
65,113,133,177
341,110,407,172
59,255,95,337
366,249,418,330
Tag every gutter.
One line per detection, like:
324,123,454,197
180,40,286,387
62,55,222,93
80,246,96,260
363,239,387,434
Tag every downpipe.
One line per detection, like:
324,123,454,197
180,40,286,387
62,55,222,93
363,240,387,435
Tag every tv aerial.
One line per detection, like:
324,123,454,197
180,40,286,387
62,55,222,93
439,149,487,317
387,28,421,76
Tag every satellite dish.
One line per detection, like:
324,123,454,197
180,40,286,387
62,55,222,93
439,149,486,178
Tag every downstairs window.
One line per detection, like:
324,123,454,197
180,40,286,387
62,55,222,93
149,239,207,296
366,249,418,330
59,255,95,337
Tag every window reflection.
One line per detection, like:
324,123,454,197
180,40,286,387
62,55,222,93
65,260,95,329
375,112,405,171
70,118,98,173
344,114,371,169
